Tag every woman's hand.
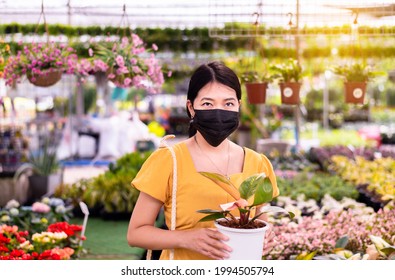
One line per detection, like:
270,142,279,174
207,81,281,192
262,223,276,256
181,228,232,260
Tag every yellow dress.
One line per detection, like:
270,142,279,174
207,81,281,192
131,142,279,260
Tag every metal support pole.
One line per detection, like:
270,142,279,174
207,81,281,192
294,0,301,149
323,71,330,130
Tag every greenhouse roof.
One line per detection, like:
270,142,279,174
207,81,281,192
0,0,394,30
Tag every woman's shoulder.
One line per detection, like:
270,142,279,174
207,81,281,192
243,146,272,166
243,146,266,159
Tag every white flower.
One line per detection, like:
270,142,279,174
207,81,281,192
20,241,34,251
9,208,19,216
5,199,20,209
55,205,66,214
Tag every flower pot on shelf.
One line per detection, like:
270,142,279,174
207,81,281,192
245,82,268,104
215,218,268,260
279,82,301,105
27,173,62,204
27,70,62,87
344,82,367,104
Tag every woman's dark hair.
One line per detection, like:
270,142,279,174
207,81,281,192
186,61,241,136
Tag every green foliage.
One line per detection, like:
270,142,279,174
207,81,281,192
270,58,303,82
14,139,60,180
82,169,139,213
197,173,293,228
332,62,381,82
83,151,152,213
277,172,359,202
329,156,395,204
54,179,92,207
282,128,370,147
55,151,152,214
240,71,273,83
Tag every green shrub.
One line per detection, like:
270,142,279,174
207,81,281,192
277,172,359,202
55,151,152,214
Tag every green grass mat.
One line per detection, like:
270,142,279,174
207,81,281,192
71,217,146,260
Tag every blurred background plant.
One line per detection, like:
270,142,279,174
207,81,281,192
0,197,73,234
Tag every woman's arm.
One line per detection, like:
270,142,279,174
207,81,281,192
127,192,232,259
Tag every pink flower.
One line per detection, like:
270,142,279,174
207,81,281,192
124,78,132,86
115,55,124,67
32,202,51,213
88,48,93,57
152,44,158,51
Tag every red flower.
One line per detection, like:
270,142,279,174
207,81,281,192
38,250,61,260
10,249,25,258
0,245,9,253
0,233,10,244
47,222,82,237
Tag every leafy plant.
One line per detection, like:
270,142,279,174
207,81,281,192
197,173,294,228
329,155,395,206
332,62,381,82
276,172,359,202
241,71,273,83
79,151,152,214
270,58,303,82
13,140,60,181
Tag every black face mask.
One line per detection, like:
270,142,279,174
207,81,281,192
191,109,239,147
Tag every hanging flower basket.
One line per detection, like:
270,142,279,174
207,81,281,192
88,34,168,93
344,82,367,104
4,41,77,88
279,82,301,105
27,69,63,87
245,82,268,104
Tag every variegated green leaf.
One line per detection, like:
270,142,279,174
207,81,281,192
196,209,223,214
259,205,295,219
239,174,260,200
381,246,395,256
252,176,273,206
198,213,226,222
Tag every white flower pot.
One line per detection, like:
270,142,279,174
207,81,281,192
214,218,268,260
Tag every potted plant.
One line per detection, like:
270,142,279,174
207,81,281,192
332,62,379,104
3,41,78,87
14,140,61,204
241,71,273,104
87,34,168,93
271,59,303,105
197,172,294,260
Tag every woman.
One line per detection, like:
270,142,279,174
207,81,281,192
127,61,279,260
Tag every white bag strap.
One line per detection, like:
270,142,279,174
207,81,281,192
147,135,177,260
